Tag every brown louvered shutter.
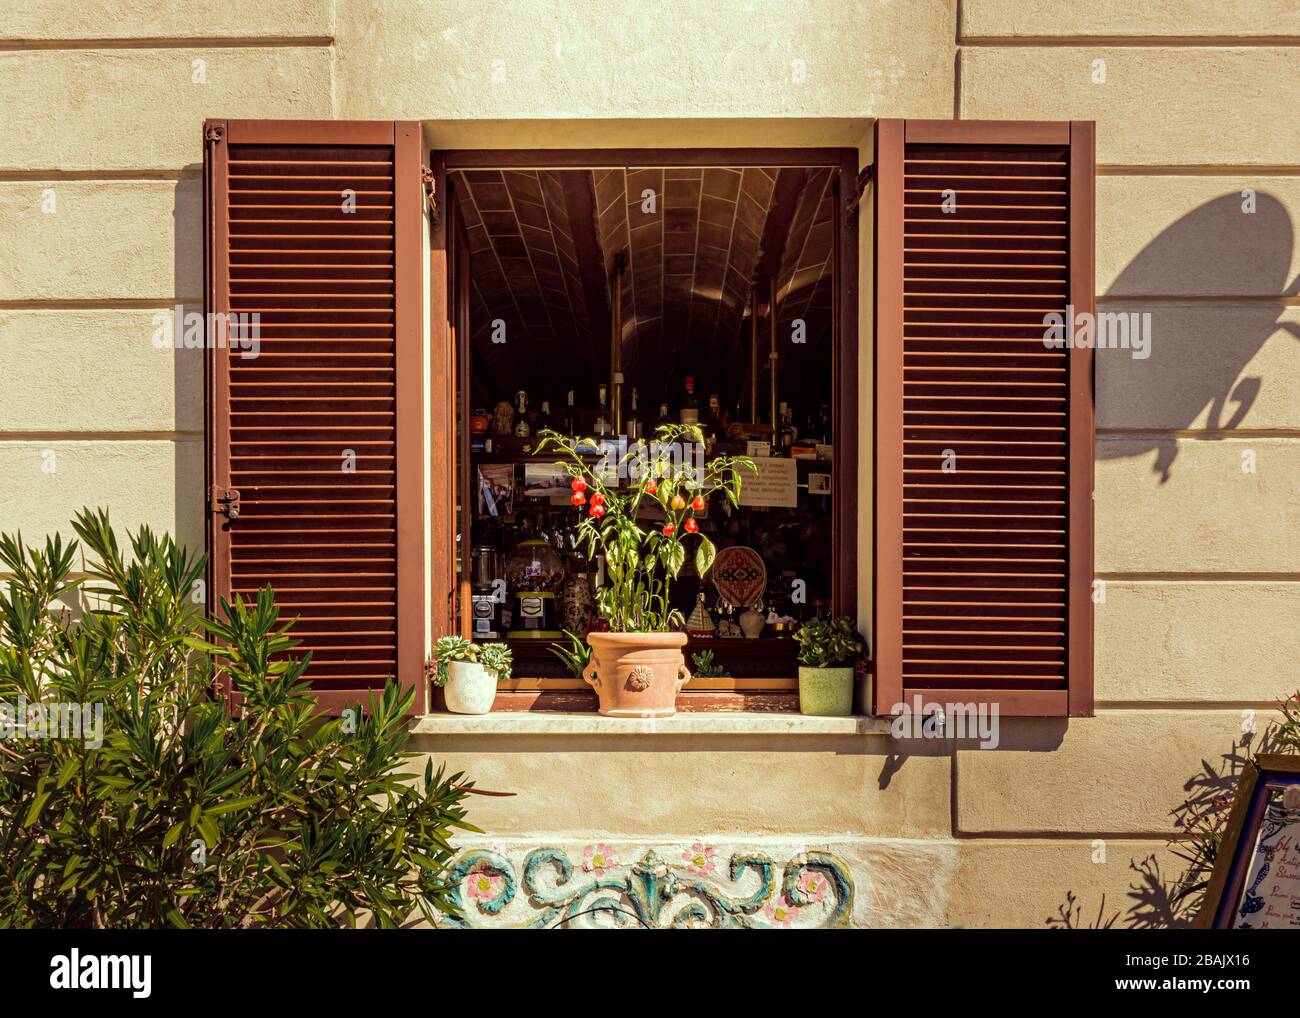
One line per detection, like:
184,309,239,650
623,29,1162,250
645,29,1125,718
203,120,427,715
873,119,1094,718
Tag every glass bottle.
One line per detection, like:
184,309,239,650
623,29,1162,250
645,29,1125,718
594,383,611,438
626,387,641,442
679,376,699,426
778,401,796,451
656,402,672,430
514,391,531,438
537,400,553,432
562,389,577,436
704,393,722,453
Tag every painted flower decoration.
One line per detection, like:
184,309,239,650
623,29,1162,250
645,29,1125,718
764,896,800,928
583,843,618,876
797,870,829,903
682,842,717,876
466,866,501,902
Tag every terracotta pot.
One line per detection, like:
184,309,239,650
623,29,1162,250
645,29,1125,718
583,631,690,718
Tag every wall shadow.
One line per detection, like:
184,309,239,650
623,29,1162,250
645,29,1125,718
1046,724,1290,929
1096,192,1299,482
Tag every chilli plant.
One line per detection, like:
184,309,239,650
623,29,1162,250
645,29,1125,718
0,508,479,929
536,423,755,632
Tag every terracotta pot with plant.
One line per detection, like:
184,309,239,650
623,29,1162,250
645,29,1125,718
536,424,754,717
433,635,513,715
792,616,866,717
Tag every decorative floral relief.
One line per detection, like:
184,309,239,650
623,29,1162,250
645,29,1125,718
441,845,854,929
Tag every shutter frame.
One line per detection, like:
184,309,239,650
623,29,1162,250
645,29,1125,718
872,118,1095,718
204,119,427,715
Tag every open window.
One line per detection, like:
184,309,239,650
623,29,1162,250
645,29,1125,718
436,150,859,708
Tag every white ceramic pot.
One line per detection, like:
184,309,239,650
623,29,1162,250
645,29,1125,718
444,660,499,714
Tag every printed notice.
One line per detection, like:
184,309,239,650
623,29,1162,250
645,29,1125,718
738,457,797,508
1234,788,1300,928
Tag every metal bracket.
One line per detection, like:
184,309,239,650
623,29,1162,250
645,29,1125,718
209,485,241,520
204,123,225,144
421,165,438,224
845,164,874,220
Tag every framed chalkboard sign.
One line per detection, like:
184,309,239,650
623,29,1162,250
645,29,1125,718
1196,754,1300,929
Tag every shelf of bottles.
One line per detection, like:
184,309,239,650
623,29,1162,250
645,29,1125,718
463,376,835,679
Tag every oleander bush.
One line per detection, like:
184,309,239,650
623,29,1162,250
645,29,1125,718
0,508,477,928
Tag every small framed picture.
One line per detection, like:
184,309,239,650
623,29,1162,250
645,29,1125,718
1196,754,1300,928
807,472,831,496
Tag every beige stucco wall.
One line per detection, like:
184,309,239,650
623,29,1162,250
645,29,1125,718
0,1,1295,928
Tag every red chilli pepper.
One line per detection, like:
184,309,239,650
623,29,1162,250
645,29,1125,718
571,491,586,507
589,504,605,518
684,517,699,534
691,495,706,511
571,476,587,493
662,523,676,536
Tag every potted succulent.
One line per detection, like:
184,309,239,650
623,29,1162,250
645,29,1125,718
536,424,754,717
792,616,866,716
432,635,513,715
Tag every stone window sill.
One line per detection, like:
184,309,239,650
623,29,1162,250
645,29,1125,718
411,711,891,737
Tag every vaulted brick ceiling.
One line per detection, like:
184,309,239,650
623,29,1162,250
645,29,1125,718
451,165,834,410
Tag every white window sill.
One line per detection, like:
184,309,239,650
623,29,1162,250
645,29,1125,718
411,711,891,737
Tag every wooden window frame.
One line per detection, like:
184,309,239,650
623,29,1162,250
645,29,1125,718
429,147,860,695
871,119,1095,719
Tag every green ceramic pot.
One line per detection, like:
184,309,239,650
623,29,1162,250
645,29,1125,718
798,666,854,716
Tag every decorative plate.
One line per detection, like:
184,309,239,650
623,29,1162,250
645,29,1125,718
711,545,766,609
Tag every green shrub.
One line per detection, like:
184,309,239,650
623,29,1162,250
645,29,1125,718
0,509,478,928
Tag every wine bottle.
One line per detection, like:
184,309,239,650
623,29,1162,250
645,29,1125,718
562,389,576,436
656,402,672,430
704,393,722,453
626,387,641,441
537,400,553,432
680,376,699,426
514,391,531,438
594,383,611,438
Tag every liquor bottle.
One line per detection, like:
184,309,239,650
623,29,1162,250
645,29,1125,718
594,383,611,438
704,393,723,453
562,389,576,436
679,376,699,426
626,387,642,441
778,401,796,451
514,391,531,438
537,400,554,432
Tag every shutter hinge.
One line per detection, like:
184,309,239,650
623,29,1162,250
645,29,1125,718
209,485,241,520
204,123,225,145
845,164,874,220
421,165,439,224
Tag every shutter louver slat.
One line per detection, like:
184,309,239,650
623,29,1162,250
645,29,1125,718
206,121,425,715
875,120,1094,718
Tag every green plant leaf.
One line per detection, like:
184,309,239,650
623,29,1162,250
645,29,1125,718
694,535,716,578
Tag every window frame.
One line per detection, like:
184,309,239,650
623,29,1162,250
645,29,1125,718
428,147,860,697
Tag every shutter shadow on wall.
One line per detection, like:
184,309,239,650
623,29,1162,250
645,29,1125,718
203,120,427,715
873,119,1095,718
